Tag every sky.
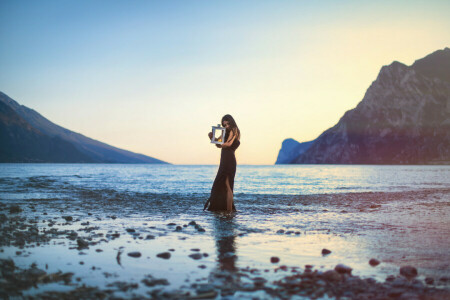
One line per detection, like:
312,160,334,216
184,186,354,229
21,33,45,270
1,0,449,165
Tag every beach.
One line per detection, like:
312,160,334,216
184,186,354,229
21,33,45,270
1,164,449,299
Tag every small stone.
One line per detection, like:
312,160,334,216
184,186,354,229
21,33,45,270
95,249,103,252
76,238,89,249
322,248,332,255
334,264,352,274
322,270,341,282
198,265,207,269
189,221,197,225
63,216,73,222
128,251,142,258
125,228,135,233
276,229,285,234
253,277,267,286
156,252,171,259
305,264,313,269
295,231,301,235
79,261,84,265
369,258,380,266
175,226,182,231
425,277,434,285
167,223,176,226
190,248,201,252
270,256,280,263
111,216,117,220
388,288,403,298
195,284,217,298
400,266,418,278
145,234,155,240
197,228,205,232
9,205,22,213
189,253,203,260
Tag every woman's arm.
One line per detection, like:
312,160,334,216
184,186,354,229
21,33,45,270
220,130,236,148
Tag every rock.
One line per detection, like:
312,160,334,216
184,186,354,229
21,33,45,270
156,252,171,259
167,223,176,226
197,228,205,232
425,277,434,285
198,265,207,269
369,258,380,266
400,266,418,278
276,229,285,234
27,268,46,277
322,270,341,282
253,277,267,286
125,228,135,233
195,284,217,298
76,238,89,249
322,248,332,255
141,275,169,287
387,288,404,298
127,252,142,258
95,249,103,252
270,256,280,263
334,264,352,274
189,221,197,225
175,226,182,231
145,234,155,240
62,216,73,222
189,253,202,260
9,205,22,213
111,216,117,220
190,248,201,252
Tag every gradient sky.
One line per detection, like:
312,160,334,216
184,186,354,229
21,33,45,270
1,1,449,164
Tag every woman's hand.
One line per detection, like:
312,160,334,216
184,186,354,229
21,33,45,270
216,144,222,148
208,132,213,140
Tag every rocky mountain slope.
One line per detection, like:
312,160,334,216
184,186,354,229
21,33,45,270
280,48,450,164
0,92,168,164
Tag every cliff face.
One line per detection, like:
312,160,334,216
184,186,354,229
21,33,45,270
0,92,169,164
290,48,450,164
275,139,314,164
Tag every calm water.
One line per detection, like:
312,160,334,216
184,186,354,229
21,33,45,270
1,164,449,297
0,164,449,199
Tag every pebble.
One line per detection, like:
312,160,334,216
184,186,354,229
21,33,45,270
175,226,182,231
167,223,176,226
125,228,135,233
188,221,197,225
95,249,103,252
270,256,280,263
62,216,73,222
369,258,380,266
334,264,352,274
156,252,171,259
276,229,285,234
322,248,332,255
76,238,89,249
322,270,341,282
145,234,155,240
425,277,434,285
9,205,22,213
190,248,200,252
400,266,418,278
127,252,142,258
189,253,203,260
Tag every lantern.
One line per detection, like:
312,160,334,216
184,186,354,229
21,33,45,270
211,124,226,145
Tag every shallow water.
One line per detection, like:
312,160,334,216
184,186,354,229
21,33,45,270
0,164,449,297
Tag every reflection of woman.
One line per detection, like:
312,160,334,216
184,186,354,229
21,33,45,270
204,114,240,211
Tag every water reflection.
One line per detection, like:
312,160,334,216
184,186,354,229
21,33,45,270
212,212,238,271
208,212,240,292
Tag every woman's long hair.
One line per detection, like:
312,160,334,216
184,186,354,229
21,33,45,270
222,114,240,140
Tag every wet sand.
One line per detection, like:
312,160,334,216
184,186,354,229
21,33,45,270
1,188,450,299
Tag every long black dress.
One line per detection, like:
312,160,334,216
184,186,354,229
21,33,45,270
204,130,240,211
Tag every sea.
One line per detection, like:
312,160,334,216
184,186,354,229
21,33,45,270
1,164,449,296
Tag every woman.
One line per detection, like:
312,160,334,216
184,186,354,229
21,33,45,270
204,114,240,212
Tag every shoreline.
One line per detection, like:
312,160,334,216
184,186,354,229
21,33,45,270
1,190,450,300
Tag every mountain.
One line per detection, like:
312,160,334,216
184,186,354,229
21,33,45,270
280,47,450,165
275,139,314,164
0,92,169,164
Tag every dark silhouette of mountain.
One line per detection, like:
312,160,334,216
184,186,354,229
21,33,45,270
0,92,169,164
275,138,314,164
279,48,450,164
